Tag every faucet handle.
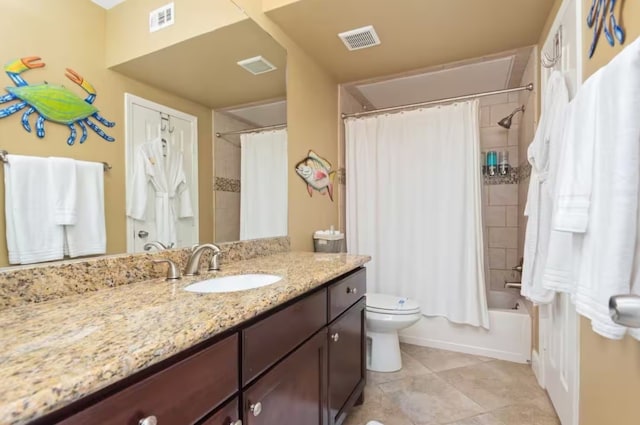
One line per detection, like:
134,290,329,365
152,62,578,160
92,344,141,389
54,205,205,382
153,259,181,280
209,250,221,271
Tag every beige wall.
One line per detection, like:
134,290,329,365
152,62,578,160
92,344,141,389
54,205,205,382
579,1,640,424
517,49,539,350
0,0,214,266
337,87,364,239
105,0,246,67
232,0,340,251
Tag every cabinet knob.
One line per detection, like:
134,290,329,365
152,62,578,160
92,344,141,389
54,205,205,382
347,287,357,294
250,402,262,417
331,332,340,342
138,416,157,425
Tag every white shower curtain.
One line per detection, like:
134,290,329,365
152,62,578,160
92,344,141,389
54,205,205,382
240,129,288,240
345,100,489,328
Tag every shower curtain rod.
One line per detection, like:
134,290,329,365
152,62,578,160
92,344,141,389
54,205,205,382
215,123,287,137
341,83,534,119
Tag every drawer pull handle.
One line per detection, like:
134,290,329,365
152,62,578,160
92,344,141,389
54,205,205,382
331,332,340,342
138,416,157,425
231,421,243,425
347,287,357,294
250,402,262,417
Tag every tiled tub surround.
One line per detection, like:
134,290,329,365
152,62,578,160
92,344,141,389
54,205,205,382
479,93,525,292
0,251,370,424
0,237,290,310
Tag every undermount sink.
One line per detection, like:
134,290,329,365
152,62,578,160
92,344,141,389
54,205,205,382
183,274,282,294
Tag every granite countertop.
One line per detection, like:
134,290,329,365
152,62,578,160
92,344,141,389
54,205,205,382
0,252,370,425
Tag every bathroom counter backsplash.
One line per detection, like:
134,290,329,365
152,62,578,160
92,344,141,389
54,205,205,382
0,237,290,310
0,251,370,425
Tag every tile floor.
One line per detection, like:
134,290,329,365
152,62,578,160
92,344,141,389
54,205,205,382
344,343,560,425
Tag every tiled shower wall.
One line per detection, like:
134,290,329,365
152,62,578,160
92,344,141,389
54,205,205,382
480,93,523,291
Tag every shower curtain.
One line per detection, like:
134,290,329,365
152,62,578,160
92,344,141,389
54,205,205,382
240,129,288,240
345,100,490,328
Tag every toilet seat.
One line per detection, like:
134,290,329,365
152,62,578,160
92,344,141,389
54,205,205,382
366,293,420,315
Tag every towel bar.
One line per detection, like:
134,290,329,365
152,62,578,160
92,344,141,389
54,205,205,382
609,295,640,328
0,149,111,172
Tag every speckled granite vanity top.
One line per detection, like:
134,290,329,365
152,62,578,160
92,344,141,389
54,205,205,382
0,252,370,425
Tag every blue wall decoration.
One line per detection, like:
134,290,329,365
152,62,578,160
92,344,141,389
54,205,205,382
0,56,115,145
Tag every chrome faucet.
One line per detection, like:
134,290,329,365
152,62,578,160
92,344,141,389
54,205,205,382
144,241,169,251
153,259,181,280
184,243,222,276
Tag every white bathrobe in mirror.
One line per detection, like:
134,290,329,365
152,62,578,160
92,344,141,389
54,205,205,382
127,137,193,247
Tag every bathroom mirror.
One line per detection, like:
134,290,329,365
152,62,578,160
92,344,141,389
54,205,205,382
0,0,287,267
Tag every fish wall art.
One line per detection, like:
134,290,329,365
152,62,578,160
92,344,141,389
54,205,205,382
295,150,336,201
0,56,115,146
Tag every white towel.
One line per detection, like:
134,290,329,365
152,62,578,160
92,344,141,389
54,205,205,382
3,161,18,264
49,157,77,225
520,71,569,304
558,37,640,339
3,155,64,264
542,91,588,295
64,160,106,258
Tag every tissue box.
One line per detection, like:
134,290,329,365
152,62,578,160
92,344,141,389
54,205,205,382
313,231,344,253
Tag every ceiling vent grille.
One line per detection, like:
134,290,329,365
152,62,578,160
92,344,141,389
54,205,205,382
149,2,174,32
338,25,381,51
237,56,277,75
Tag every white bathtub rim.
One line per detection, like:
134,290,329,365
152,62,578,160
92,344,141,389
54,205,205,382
399,334,531,364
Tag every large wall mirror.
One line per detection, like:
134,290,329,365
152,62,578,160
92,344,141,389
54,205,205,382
0,1,286,267
113,13,288,250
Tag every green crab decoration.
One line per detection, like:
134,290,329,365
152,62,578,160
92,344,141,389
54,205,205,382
0,56,115,145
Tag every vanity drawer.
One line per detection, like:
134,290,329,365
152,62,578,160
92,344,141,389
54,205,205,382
59,334,238,425
242,288,327,386
328,268,366,321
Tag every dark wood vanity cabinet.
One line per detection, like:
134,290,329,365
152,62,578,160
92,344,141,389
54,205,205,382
327,268,367,425
45,268,366,425
57,334,239,425
328,298,366,425
200,397,241,425
243,330,329,425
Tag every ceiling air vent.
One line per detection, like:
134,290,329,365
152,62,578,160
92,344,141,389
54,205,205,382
149,2,174,33
338,25,381,51
237,56,277,75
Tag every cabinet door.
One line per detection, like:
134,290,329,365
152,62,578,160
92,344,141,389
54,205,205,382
328,298,366,425
243,330,328,425
201,397,240,425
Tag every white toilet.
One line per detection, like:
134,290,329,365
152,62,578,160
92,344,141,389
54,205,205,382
366,293,421,372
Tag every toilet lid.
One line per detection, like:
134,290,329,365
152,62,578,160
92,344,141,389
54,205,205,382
366,293,421,315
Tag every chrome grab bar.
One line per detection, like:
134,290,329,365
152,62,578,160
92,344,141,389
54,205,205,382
609,295,640,328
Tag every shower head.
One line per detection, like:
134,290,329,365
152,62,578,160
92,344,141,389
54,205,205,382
497,105,525,129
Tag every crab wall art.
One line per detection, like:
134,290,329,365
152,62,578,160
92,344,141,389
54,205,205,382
0,56,115,145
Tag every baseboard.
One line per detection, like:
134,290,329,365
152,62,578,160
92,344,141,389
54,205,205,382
399,335,530,364
531,349,544,387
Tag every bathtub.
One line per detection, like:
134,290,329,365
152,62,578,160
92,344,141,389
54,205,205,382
399,290,532,363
